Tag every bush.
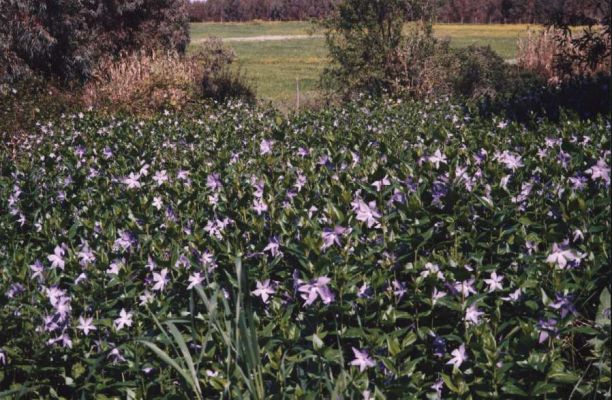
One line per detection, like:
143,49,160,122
81,39,255,114
82,51,203,114
0,0,190,84
518,27,611,84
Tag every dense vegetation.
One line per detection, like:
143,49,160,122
0,99,609,398
187,0,607,24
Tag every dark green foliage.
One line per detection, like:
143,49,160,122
450,45,509,99
320,0,433,98
0,0,190,84
201,67,257,104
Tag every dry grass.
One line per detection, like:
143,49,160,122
82,50,204,114
517,27,610,84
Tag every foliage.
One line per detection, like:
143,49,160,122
320,0,433,98
0,0,190,84
0,98,610,398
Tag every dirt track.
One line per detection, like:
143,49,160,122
194,34,323,43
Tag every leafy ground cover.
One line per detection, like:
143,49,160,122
189,22,537,105
0,99,610,398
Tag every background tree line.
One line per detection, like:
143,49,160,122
187,0,608,23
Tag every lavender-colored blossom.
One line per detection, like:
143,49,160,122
465,303,484,325
349,347,376,372
432,335,447,357
77,316,96,336
30,260,44,281
263,237,282,257
537,319,558,343
372,175,391,192
447,344,468,369
484,272,504,292
252,280,276,304
253,200,268,215
298,276,335,306
429,149,447,169
206,173,223,192
187,272,205,290
321,226,351,251
152,268,169,292
453,279,477,298
585,159,610,185
392,280,407,300
501,288,522,302
357,283,372,299
6,283,25,299
123,172,141,189
114,309,133,331
260,139,274,155
546,243,582,269
153,170,168,186
352,198,381,228
108,348,126,363
549,293,576,318
48,245,66,270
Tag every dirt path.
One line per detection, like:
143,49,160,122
194,34,323,43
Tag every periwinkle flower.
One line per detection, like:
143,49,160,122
537,318,558,343
349,348,376,372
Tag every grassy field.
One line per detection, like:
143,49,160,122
190,22,538,107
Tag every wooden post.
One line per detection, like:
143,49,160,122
296,77,300,112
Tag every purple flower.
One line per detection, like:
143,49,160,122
77,316,96,336
298,276,335,306
537,319,558,343
484,272,504,292
152,268,169,292
108,348,126,363
48,245,66,270
585,159,610,185
260,139,274,155
546,243,582,269
123,172,141,189
153,170,168,186
465,303,484,325
352,198,381,228
349,347,376,372
549,294,576,318
187,272,205,290
391,280,407,300
432,335,447,358
321,226,351,251
253,200,268,215
357,283,372,299
206,173,223,192
30,260,44,281
263,237,282,257
429,149,447,169
447,344,468,369
114,309,133,331
252,280,276,304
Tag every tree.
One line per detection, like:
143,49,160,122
0,0,190,84
321,0,433,97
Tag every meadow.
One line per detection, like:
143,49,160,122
0,96,609,398
189,22,536,106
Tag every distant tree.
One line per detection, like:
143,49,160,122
0,0,190,84
321,0,434,97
